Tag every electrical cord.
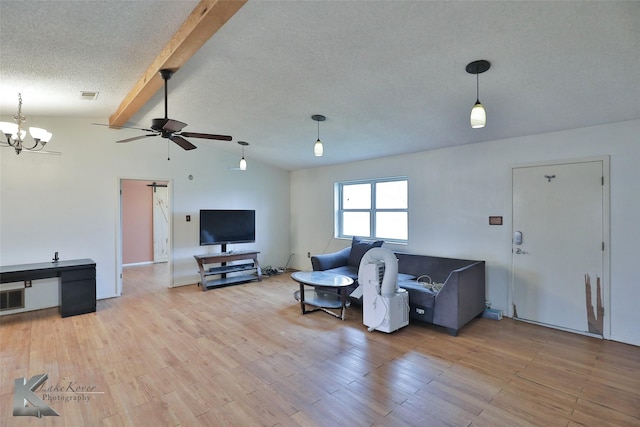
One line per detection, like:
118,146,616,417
321,232,336,254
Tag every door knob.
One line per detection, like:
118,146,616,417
514,231,523,245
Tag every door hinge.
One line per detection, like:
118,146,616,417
601,176,604,186
602,242,605,251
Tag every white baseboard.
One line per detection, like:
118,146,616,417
123,261,154,267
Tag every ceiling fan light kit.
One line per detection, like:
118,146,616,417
1,93,53,155
466,60,490,129
311,114,326,157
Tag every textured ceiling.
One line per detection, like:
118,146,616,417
1,1,639,170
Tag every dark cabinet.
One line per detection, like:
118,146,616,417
60,266,96,317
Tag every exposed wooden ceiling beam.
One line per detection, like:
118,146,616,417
109,0,247,127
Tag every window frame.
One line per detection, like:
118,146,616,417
336,176,408,244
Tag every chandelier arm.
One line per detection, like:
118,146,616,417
21,139,42,150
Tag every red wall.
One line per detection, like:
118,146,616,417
122,180,153,264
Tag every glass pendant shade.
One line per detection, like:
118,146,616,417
29,127,51,143
314,138,323,157
470,100,486,128
0,122,18,135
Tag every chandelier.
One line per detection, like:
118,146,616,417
0,93,53,155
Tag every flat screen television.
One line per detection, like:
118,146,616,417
199,209,255,246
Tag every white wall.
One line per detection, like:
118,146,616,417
0,117,291,299
2,116,638,345
290,119,640,346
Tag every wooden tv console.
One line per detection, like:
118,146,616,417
194,251,262,291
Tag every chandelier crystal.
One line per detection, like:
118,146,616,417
0,93,53,155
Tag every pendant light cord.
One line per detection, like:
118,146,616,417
476,67,480,102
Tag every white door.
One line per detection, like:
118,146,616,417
153,186,169,263
512,159,606,336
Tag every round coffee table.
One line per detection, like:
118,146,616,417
291,271,354,320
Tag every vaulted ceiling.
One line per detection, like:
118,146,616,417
1,1,639,170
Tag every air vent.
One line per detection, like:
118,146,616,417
1,289,25,311
79,91,99,101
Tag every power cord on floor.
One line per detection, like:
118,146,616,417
263,254,294,277
262,265,285,276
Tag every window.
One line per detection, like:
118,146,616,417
337,177,408,242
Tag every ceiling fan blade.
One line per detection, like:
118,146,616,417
163,119,187,133
180,132,233,141
169,135,197,150
116,134,157,143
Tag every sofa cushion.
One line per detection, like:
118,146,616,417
347,237,384,267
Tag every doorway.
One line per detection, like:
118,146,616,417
118,178,172,295
511,157,610,338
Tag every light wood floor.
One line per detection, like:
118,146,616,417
1,264,639,426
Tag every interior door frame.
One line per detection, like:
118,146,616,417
508,155,610,339
116,177,173,295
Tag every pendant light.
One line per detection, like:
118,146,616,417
238,141,248,170
466,60,491,128
311,114,325,157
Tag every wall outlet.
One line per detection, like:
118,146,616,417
307,252,311,258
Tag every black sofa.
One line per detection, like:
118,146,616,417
311,238,486,336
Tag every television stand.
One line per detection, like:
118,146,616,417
194,250,262,291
